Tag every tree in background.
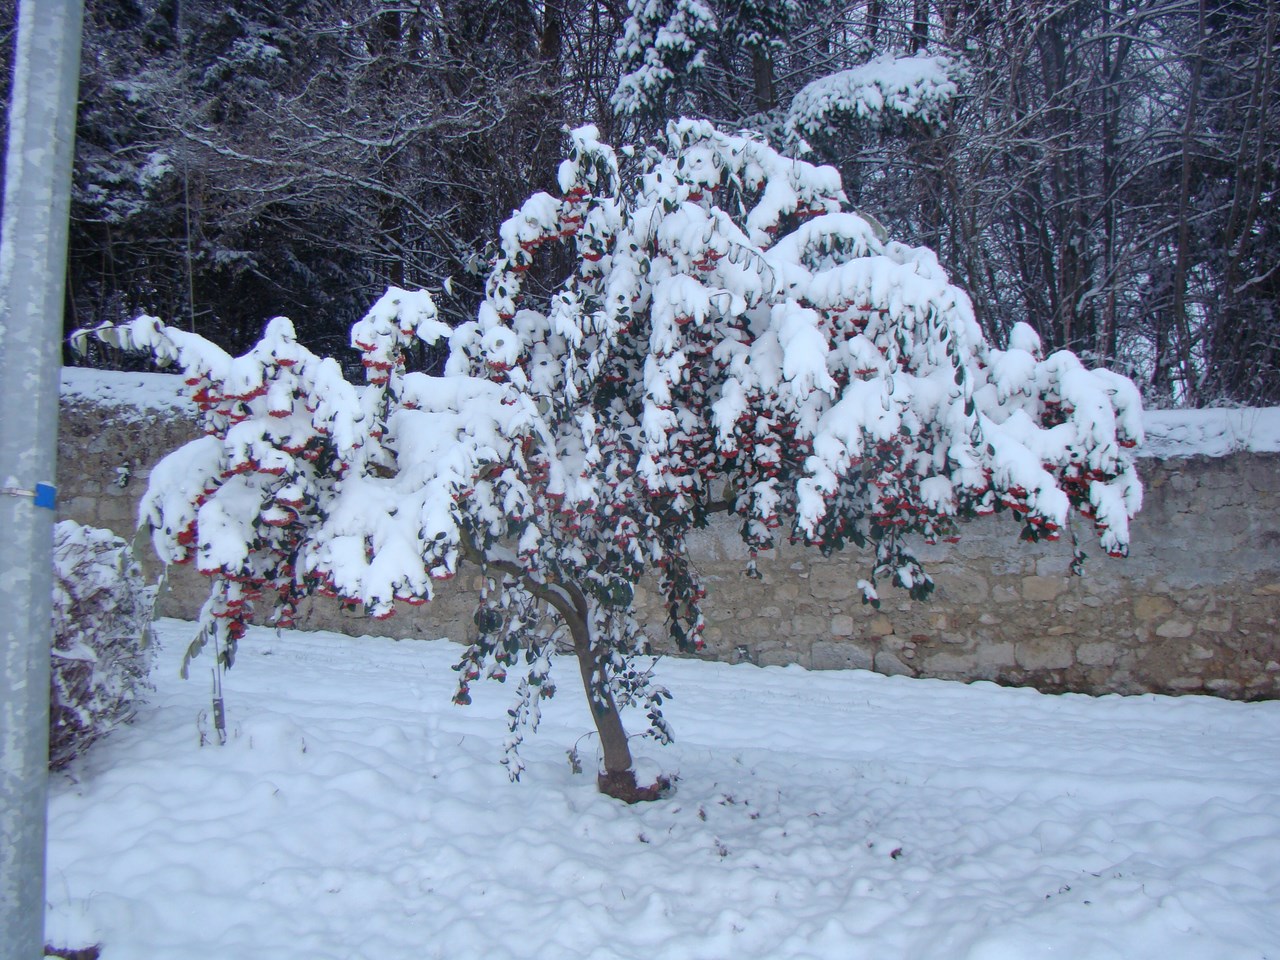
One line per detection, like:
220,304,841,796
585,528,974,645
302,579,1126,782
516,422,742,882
54,0,627,359
612,0,826,129
77,123,1143,799
607,0,1278,407
9,0,1270,397
786,0,1279,407
1180,0,1280,404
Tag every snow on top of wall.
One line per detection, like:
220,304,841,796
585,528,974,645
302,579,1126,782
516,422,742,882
1141,407,1280,458
60,365,1280,459
60,365,195,417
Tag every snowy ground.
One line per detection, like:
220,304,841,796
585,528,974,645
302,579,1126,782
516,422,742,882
46,620,1280,960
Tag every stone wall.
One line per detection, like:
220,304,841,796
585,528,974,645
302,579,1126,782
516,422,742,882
57,397,1280,700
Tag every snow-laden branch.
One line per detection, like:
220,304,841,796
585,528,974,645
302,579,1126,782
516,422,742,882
785,53,962,151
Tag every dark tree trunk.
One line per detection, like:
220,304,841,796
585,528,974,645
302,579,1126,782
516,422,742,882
1171,0,1206,400
549,579,667,802
566,610,634,783
752,46,776,113
467,540,667,802
912,0,930,51
867,0,883,44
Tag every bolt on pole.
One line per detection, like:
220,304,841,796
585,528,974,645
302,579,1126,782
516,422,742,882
0,1,84,958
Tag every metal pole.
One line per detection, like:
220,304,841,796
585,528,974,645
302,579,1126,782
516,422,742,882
0,1,84,957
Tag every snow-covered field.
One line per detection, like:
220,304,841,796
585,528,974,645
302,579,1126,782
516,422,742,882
46,620,1280,959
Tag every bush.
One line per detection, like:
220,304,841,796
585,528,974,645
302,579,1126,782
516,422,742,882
50,520,156,769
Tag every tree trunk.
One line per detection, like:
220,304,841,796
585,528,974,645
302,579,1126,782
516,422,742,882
1170,0,1206,402
751,46,775,113
468,542,667,802
912,0,930,52
568,609,631,767
559,584,667,802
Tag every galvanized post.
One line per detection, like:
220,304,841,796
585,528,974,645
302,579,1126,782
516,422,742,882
0,1,84,957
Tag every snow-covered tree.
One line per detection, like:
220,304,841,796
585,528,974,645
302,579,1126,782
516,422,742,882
76,121,1143,801
612,0,719,120
784,51,959,150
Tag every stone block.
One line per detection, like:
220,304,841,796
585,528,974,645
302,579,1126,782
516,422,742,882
976,642,1015,667
756,644,799,667
1035,555,1072,577
1022,576,1068,602
933,569,991,603
1134,595,1174,621
739,618,774,639
867,614,895,636
874,650,913,677
1076,642,1118,666
1155,619,1194,638
1015,639,1074,670
830,614,855,637
811,641,873,671
791,614,825,635
808,581,843,600
1205,678,1242,694
991,585,1018,604
1180,593,1210,613
923,651,976,674
63,495,97,519
97,500,134,529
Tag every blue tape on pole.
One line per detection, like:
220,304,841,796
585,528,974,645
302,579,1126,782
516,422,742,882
34,483,56,510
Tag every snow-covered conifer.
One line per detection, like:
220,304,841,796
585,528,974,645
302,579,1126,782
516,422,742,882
785,52,961,153
613,0,719,119
74,122,1142,800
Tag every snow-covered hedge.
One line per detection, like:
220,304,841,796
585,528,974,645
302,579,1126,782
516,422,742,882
50,520,156,770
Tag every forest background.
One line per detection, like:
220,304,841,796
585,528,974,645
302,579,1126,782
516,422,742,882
2,0,1276,407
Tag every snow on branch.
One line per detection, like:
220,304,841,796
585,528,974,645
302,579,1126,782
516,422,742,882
785,53,961,151
612,0,719,118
